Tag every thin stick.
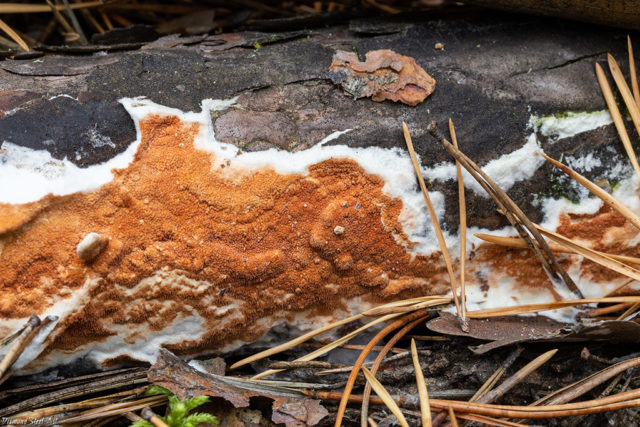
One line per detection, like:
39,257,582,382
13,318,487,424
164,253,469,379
362,367,409,427
0,18,29,51
403,122,465,329
411,339,432,427
475,233,640,265
541,152,640,232
477,349,558,404
606,278,635,297
449,119,467,322
595,62,640,182
630,36,640,109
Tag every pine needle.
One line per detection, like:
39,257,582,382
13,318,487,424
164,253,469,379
334,312,424,427
0,2,102,13
252,312,403,379
541,152,640,232
629,36,640,109
475,233,640,265
607,53,640,161
535,225,640,283
402,121,465,329
449,119,467,323
466,296,640,318
595,62,640,182
361,316,428,427
476,349,558,404
411,339,432,427
0,18,29,51
448,407,459,427
230,311,366,370
361,367,410,427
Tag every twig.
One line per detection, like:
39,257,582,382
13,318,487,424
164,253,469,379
230,311,367,370
268,360,338,370
586,302,632,317
0,370,148,417
403,122,466,330
9,386,149,419
427,122,582,298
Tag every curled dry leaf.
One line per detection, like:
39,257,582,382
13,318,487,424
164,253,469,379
328,49,436,106
148,349,328,427
428,312,640,354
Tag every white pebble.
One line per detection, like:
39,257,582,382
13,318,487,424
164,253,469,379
76,232,108,262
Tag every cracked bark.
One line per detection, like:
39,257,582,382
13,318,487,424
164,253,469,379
0,13,635,231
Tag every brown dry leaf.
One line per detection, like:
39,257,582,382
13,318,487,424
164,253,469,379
148,349,328,427
328,49,435,106
428,312,640,354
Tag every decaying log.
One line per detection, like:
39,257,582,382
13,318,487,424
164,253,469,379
0,12,639,371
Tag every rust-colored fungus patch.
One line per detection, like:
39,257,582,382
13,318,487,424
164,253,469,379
0,113,635,368
0,114,454,366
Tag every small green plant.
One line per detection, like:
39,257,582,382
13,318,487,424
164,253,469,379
130,385,218,427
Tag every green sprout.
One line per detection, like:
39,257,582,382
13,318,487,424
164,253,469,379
130,385,218,427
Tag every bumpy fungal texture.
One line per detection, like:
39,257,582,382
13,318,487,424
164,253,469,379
0,114,454,369
0,112,637,370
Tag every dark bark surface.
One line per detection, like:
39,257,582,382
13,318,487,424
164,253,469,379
0,13,636,230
